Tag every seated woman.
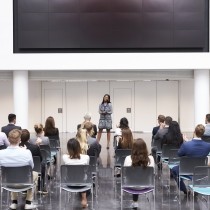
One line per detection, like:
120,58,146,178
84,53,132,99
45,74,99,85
124,138,154,209
77,113,97,138
76,128,89,155
84,122,101,157
30,123,49,145
63,138,90,208
161,121,183,148
116,117,133,150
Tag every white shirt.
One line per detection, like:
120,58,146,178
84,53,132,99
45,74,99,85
63,154,90,165
0,145,34,168
124,155,155,168
0,132,9,146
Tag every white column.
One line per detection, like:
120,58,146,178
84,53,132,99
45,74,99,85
194,69,209,126
13,70,28,128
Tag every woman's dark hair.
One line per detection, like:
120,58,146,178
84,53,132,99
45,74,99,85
44,116,57,135
131,138,150,168
119,117,129,129
101,94,111,104
166,121,183,147
67,138,81,159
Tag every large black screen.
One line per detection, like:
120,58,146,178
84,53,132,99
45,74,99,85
14,0,209,53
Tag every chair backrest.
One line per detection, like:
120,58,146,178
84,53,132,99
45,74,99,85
33,156,42,173
121,166,154,188
161,144,178,160
201,135,210,143
89,156,97,174
40,149,50,164
60,165,92,186
40,145,51,161
168,149,180,165
1,165,33,186
115,149,131,166
153,140,162,153
193,166,210,187
179,156,208,176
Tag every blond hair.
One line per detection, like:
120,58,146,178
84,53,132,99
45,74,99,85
76,128,88,154
8,129,22,145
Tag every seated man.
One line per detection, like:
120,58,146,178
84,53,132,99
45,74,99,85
0,129,38,209
1,113,21,137
20,129,48,195
0,131,10,150
171,124,210,195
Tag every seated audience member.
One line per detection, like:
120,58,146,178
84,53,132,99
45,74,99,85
20,129,48,195
76,128,89,155
0,131,10,150
63,138,90,208
124,138,155,209
161,121,183,148
204,113,210,136
77,113,97,138
44,116,59,140
0,129,38,209
171,124,210,195
152,114,165,141
152,116,172,167
116,117,133,150
30,123,49,145
1,113,21,137
84,122,101,157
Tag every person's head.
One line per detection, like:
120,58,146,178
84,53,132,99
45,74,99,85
76,128,88,154
67,138,81,159
21,129,30,144
84,122,94,136
45,116,55,129
205,114,210,124
84,113,91,121
194,124,205,138
157,115,165,124
131,138,150,168
8,113,16,123
165,116,173,126
168,121,181,134
119,117,129,129
34,123,44,134
8,129,22,145
102,94,110,104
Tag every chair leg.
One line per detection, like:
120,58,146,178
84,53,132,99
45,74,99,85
121,189,123,210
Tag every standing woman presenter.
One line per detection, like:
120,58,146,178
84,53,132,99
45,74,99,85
97,94,113,149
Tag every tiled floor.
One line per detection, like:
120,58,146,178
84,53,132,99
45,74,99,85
1,132,208,210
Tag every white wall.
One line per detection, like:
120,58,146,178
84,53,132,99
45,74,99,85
0,0,209,71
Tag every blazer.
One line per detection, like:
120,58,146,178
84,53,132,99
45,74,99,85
1,124,21,137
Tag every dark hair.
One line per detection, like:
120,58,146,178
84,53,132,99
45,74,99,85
101,94,111,104
20,129,30,145
8,113,16,123
131,138,150,168
44,116,57,135
165,121,183,147
165,116,173,126
206,114,210,123
158,115,165,123
119,117,129,129
67,138,81,159
195,124,205,138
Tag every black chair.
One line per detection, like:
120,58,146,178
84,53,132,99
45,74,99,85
121,166,155,210
0,165,35,210
59,165,93,209
202,135,210,143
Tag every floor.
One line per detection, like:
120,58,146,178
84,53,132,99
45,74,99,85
1,132,209,210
